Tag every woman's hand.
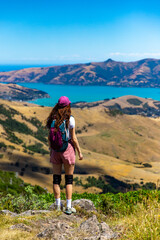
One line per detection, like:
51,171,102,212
70,128,83,160
78,152,83,160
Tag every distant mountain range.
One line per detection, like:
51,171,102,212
1,58,160,87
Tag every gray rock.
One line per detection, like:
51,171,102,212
49,200,66,210
72,199,97,212
79,215,100,235
19,210,50,216
37,221,72,239
79,215,118,240
0,210,18,217
58,213,81,223
10,223,32,232
35,213,118,239
100,222,118,239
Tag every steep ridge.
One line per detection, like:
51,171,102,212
1,58,160,87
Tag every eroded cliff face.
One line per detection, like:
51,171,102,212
0,58,160,87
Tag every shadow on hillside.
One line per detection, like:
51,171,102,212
73,164,104,175
0,162,49,184
104,174,132,193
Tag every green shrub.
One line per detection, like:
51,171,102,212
26,143,49,154
143,163,152,168
5,129,23,144
8,145,16,149
0,118,32,135
0,104,19,118
127,98,142,106
34,128,48,143
142,182,156,190
109,109,123,116
1,170,160,217
0,142,7,149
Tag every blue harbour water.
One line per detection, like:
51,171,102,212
1,65,160,107
0,64,54,72
17,83,160,107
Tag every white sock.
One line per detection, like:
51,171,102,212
66,199,72,208
55,198,61,206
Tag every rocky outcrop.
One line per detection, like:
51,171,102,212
1,199,119,240
72,199,97,212
37,215,118,239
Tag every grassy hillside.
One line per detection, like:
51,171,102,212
0,99,160,193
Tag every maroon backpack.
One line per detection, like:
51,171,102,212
49,120,68,152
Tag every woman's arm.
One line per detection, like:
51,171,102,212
70,127,83,160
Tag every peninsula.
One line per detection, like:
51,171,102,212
0,83,50,101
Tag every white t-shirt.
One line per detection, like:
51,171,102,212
68,115,75,139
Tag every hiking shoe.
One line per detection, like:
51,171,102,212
64,207,72,215
71,207,76,213
64,207,76,215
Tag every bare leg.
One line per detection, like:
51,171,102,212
52,164,62,199
64,164,75,200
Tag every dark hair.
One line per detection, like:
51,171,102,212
46,103,71,130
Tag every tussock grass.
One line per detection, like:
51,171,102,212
0,230,35,240
107,200,160,240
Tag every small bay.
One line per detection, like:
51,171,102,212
16,83,160,107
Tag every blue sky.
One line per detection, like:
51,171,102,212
1,0,160,64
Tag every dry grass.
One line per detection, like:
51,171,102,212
0,230,36,240
107,200,160,240
1,99,160,192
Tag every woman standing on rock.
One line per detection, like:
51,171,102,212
46,96,83,215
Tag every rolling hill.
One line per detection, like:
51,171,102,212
0,97,160,193
72,95,160,117
1,58,160,87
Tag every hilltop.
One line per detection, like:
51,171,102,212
72,95,160,117
1,97,160,193
0,83,50,101
1,58,160,87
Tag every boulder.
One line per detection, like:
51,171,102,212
0,210,17,217
49,200,66,211
37,220,72,239
79,215,117,239
72,199,97,212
